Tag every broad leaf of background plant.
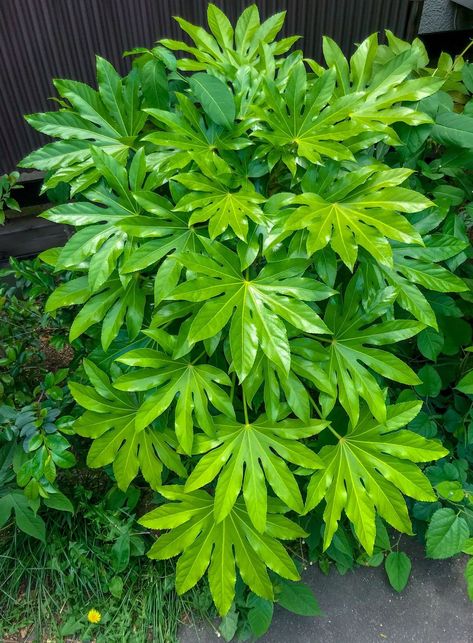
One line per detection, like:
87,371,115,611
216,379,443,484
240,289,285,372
139,486,305,615
0,490,46,542
71,360,185,489
305,401,448,553
185,415,326,531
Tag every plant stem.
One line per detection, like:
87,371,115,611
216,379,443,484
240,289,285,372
309,395,324,417
191,350,206,364
242,388,249,425
309,395,343,440
230,372,236,403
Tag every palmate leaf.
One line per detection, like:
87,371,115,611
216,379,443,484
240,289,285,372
317,33,441,147
185,415,327,531
139,485,305,615
305,401,448,553
160,4,296,77
71,360,185,490
173,172,264,240
285,164,430,268
369,234,468,327
294,274,423,426
168,238,333,380
113,349,234,454
252,62,360,172
143,92,250,176
20,59,148,193
43,149,197,346
47,275,146,351
385,235,468,293
41,147,157,282
242,350,313,422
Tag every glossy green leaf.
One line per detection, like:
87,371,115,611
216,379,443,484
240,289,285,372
306,402,447,554
169,239,331,380
115,349,234,454
140,486,305,615
286,165,428,268
71,361,185,489
299,274,423,426
186,415,326,530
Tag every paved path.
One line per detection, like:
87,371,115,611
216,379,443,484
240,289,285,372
180,540,473,643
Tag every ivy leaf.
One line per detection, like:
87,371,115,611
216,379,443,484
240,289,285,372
305,401,448,554
139,486,305,616
385,551,411,592
286,165,429,268
169,239,332,380
185,415,327,531
415,365,442,398
416,327,444,361
297,274,423,426
219,607,239,642
71,360,186,489
114,349,234,454
426,508,470,559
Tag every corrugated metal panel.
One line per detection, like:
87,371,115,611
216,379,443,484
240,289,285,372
0,0,423,173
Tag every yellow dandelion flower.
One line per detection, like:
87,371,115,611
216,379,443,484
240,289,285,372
87,608,102,624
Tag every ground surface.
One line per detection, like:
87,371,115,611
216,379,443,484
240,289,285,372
179,540,473,643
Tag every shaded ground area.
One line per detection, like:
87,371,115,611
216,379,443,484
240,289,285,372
180,540,473,643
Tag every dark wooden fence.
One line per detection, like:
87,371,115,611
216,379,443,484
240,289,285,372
0,0,423,173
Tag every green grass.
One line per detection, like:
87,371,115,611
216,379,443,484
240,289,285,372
0,493,215,642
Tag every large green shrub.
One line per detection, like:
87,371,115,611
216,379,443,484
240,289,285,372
20,3,473,624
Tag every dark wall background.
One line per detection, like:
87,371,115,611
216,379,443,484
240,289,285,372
0,0,423,173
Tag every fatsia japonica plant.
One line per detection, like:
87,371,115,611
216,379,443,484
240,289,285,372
21,3,471,617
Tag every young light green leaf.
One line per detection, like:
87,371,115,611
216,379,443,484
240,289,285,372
306,402,447,554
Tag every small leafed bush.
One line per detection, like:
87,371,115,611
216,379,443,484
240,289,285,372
19,2,473,627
